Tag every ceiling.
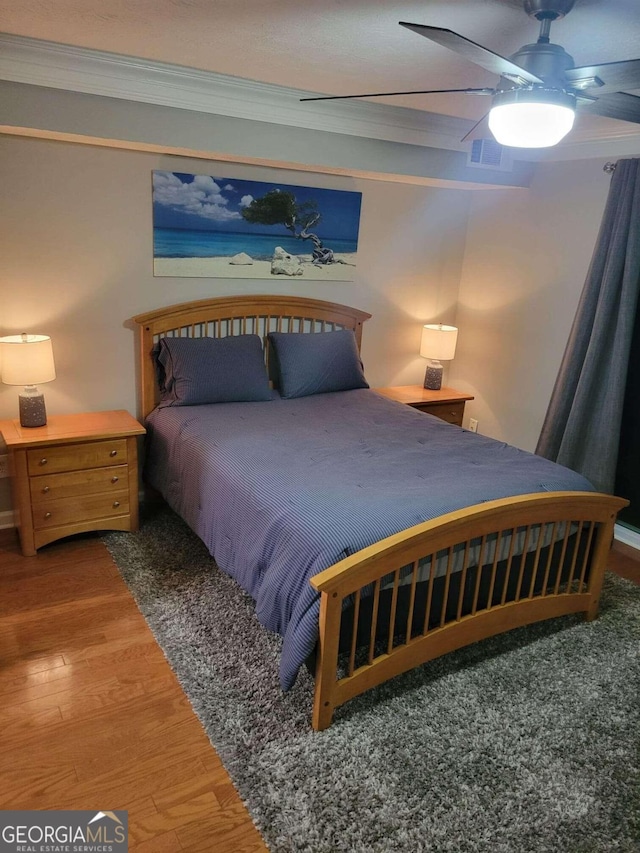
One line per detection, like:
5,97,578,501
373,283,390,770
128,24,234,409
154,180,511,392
2,0,640,153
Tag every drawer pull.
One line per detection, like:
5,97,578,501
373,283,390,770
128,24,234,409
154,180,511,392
44,512,52,520
42,486,50,494
110,450,118,458
111,476,119,484
113,501,120,508
40,458,48,466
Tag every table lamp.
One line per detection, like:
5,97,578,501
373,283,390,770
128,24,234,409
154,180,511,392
420,324,458,391
0,334,56,427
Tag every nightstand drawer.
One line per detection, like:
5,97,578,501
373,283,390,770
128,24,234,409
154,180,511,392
413,401,465,425
375,387,473,428
32,490,130,529
30,465,129,503
27,439,128,476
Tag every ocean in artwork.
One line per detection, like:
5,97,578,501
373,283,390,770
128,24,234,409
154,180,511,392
154,227,358,260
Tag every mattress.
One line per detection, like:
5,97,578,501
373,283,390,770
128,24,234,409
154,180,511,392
144,389,594,689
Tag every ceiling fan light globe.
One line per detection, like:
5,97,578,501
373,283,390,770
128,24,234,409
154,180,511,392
488,88,576,147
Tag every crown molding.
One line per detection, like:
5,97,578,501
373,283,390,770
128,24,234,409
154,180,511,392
0,32,473,152
1,33,638,160
527,123,640,162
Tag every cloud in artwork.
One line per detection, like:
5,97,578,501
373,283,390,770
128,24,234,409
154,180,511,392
239,195,254,208
153,172,241,222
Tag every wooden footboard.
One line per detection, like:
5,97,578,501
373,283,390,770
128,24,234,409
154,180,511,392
309,491,627,731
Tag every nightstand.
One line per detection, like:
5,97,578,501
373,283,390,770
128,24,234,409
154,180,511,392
0,410,146,556
374,385,475,426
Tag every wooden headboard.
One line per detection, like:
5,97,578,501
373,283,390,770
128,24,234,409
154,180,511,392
131,294,372,419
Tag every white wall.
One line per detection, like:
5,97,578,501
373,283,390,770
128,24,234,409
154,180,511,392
0,134,471,451
449,157,615,452
4,130,632,527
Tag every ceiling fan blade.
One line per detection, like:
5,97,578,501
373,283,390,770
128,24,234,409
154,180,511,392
399,22,544,86
566,59,640,95
300,87,494,103
579,92,640,124
460,112,491,143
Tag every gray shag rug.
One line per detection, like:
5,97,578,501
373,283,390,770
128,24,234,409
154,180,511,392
104,505,640,853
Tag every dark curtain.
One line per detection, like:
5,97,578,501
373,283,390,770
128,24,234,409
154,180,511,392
536,158,640,493
614,291,640,526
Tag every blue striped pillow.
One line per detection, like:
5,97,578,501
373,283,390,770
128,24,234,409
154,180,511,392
268,329,369,399
156,335,272,406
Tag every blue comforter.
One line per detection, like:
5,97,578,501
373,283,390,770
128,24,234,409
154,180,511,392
144,389,594,689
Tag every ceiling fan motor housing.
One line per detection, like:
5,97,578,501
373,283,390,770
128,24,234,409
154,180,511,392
507,42,575,90
523,0,576,20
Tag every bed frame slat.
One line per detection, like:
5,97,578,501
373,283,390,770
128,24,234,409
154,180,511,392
554,523,572,596
368,579,381,665
514,527,532,601
565,520,584,592
486,530,503,609
578,523,596,593
456,540,471,621
423,554,436,635
540,521,558,597
527,523,547,599
471,535,487,614
405,560,419,641
439,548,454,628
387,569,401,654
348,589,361,678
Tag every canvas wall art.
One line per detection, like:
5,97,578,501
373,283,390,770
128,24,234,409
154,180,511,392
152,171,362,281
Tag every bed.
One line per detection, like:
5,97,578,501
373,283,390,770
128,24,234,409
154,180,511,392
132,294,627,730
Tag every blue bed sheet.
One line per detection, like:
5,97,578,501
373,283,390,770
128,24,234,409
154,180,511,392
144,389,594,690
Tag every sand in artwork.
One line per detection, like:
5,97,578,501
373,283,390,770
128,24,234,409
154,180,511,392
154,254,357,280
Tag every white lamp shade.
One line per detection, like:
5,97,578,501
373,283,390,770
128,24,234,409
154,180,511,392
488,88,576,149
420,324,458,361
489,102,575,148
0,335,56,386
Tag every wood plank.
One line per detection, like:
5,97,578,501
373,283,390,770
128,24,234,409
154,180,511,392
610,540,640,583
0,531,267,852
128,791,222,847
0,652,66,681
151,767,232,812
0,705,63,739
175,802,266,853
131,830,184,852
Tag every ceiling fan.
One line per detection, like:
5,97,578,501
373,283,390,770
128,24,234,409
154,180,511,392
301,0,640,148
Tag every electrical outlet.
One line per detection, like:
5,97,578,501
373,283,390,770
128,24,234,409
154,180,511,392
0,455,8,478
469,418,479,433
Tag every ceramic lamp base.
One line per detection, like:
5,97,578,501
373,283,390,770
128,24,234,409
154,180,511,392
19,387,47,428
423,360,444,391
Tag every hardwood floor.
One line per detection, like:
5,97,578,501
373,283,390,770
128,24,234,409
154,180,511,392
0,527,267,853
608,539,640,584
1,527,638,852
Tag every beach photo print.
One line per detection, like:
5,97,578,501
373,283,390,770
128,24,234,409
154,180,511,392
152,171,362,281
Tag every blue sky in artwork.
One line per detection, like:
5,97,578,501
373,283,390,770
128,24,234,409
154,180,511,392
152,171,362,240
